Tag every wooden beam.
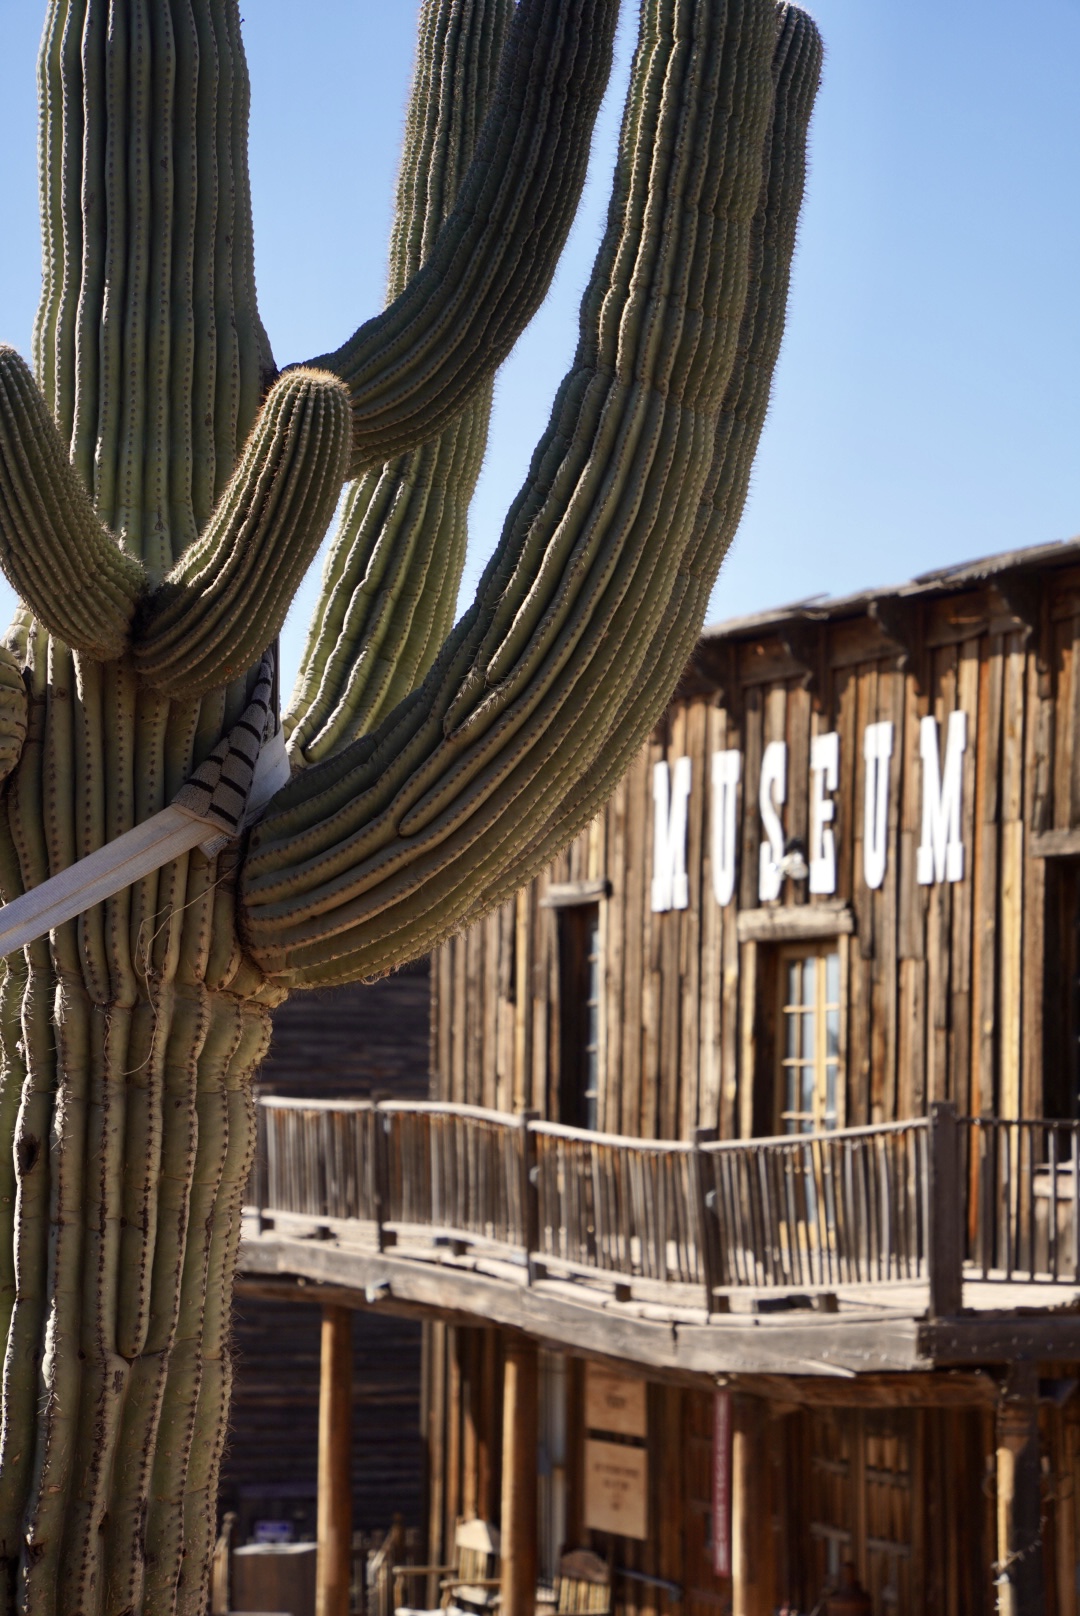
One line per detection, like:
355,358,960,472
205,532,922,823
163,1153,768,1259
868,595,921,675
996,1361,1045,1615
921,1314,1080,1365
991,570,1043,643
736,900,855,944
928,1101,964,1319
500,1335,538,1616
316,1305,353,1616
1030,827,1080,859
539,879,611,908
734,1370,1000,1410
240,1236,929,1374
777,617,820,692
732,1395,772,1616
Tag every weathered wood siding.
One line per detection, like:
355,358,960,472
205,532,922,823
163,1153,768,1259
434,558,1080,1140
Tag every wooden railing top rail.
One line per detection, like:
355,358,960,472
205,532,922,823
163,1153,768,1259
260,1094,376,1112
529,1118,695,1152
701,1116,931,1152
377,1099,516,1125
967,1115,1080,1129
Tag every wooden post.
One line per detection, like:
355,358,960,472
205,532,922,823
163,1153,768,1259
518,1110,539,1282
995,1362,1045,1616
732,1394,772,1616
693,1126,723,1313
374,1105,393,1251
317,1305,353,1616
928,1100,964,1318
500,1334,539,1616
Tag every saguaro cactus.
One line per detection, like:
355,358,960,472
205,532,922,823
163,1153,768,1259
0,0,821,1611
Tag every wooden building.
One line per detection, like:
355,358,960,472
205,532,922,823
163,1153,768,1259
241,536,1080,1614
226,967,429,1547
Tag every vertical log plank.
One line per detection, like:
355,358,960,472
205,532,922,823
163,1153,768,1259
500,1335,539,1616
316,1305,353,1616
995,1361,1044,1616
732,1394,773,1616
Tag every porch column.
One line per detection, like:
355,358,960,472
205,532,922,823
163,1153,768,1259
732,1394,772,1616
500,1334,539,1616
317,1304,353,1616
996,1362,1045,1616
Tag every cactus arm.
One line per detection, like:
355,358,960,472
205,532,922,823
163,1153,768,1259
0,347,147,660
471,3,823,914
306,0,618,477
240,0,822,988
287,0,511,763
131,369,352,701
0,649,28,788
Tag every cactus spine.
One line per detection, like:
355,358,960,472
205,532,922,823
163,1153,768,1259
0,2,820,1613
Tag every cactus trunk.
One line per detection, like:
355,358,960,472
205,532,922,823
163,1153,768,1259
0,637,281,1616
0,0,819,1610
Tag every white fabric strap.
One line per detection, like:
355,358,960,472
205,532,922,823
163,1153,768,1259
0,655,291,962
0,806,216,959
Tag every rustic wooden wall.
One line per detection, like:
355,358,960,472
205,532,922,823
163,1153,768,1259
433,564,1080,1142
225,966,433,1541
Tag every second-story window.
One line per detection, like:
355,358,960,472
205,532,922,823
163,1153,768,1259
778,943,841,1134
557,903,601,1131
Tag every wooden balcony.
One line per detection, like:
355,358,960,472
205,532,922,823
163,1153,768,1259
239,1101,1080,1379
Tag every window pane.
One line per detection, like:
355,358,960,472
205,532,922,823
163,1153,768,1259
802,1010,815,1064
786,959,800,1007
802,1065,816,1115
786,1013,799,1061
825,1062,838,1125
826,1009,840,1059
826,950,840,1005
803,956,816,1005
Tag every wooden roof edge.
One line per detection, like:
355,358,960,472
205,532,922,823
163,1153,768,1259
699,533,1080,649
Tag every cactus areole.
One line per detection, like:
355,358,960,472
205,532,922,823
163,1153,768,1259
0,1,820,1611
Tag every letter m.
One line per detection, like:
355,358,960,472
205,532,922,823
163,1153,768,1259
916,711,967,885
651,758,692,912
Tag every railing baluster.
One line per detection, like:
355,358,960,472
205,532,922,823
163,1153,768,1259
1049,1124,1059,1282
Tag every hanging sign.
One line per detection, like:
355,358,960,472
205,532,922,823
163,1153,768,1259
712,1388,732,1578
584,1439,648,1540
584,1364,647,1437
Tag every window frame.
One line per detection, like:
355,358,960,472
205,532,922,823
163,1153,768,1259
555,900,603,1131
775,939,846,1135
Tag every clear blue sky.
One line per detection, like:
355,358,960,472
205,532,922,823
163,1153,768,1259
1,2,1079,689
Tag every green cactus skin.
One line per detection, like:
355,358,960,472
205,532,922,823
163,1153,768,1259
0,1,819,1613
287,0,512,761
241,0,823,990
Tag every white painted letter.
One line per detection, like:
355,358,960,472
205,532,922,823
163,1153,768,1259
917,711,967,885
651,757,692,912
711,750,741,907
758,741,787,902
809,732,840,895
862,721,894,891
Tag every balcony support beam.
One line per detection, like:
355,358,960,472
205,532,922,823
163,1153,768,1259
995,1361,1045,1616
500,1333,539,1616
732,1393,773,1616
317,1304,354,1616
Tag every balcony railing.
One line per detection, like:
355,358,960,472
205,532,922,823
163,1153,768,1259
247,1100,1080,1314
